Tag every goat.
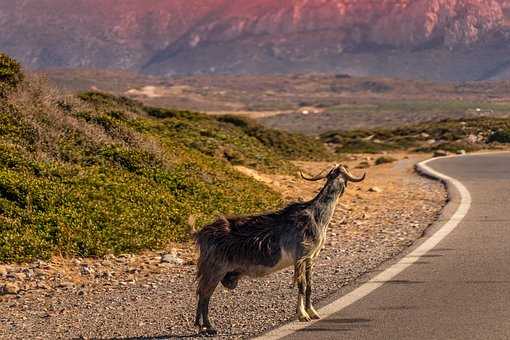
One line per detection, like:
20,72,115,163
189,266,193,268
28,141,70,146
194,164,366,335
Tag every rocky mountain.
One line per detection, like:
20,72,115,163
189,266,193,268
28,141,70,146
2,0,510,80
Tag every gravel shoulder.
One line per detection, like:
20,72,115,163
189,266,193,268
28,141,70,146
0,154,446,339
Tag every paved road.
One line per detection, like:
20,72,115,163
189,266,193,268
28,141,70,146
283,153,510,340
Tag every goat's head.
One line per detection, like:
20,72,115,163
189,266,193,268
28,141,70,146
300,164,365,185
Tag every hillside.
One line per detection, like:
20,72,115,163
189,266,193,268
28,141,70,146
3,0,510,80
0,55,333,262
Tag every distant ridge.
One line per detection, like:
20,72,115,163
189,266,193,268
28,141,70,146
2,0,510,80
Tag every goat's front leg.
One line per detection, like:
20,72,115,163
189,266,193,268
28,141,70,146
305,259,320,319
295,260,311,322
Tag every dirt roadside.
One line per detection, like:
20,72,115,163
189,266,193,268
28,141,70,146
0,153,446,339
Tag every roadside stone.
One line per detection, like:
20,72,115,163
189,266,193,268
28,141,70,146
160,253,184,265
356,161,371,169
58,282,75,289
126,267,139,274
1,283,20,295
100,271,113,279
22,268,34,279
433,150,448,157
34,269,47,278
35,282,50,290
466,134,478,144
368,187,383,193
34,260,46,268
8,272,26,281
80,265,93,276
456,149,467,155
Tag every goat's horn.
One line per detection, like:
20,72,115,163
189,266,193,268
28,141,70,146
300,167,330,181
340,166,366,182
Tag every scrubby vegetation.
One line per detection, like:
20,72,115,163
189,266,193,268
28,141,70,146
488,129,510,144
375,156,397,165
216,115,333,161
0,57,334,262
323,117,510,154
0,53,24,98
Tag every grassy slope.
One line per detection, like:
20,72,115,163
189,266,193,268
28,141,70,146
0,77,333,262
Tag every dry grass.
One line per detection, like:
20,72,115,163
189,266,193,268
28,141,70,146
6,75,115,160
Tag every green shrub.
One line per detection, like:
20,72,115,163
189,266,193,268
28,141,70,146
334,139,397,154
145,106,202,120
98,146,162,173
78,91,142,112
414,141,481,153
217,115,334,161
488,130,510,144
0,53,24,98
217,115,255,129
375,156,397,165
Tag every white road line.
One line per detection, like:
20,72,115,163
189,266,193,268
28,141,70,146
257,155,473,339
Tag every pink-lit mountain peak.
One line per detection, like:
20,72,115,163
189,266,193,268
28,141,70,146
1,0,510,80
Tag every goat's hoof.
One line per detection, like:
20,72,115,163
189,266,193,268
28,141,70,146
199,326,217,336
297,311,311,322
306,307,321,320
298,315,311,322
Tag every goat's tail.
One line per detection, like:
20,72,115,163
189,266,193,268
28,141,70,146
194,216,230,254
194,217,231,287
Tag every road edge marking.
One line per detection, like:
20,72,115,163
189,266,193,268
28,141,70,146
256,155,473,339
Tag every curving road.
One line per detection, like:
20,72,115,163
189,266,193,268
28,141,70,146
262,153,510,340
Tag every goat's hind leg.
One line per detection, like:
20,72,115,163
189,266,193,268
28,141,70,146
294,261,311,322
195,275,221,336
305,259,320,319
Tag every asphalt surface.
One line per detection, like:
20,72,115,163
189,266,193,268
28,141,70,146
283,153,510,340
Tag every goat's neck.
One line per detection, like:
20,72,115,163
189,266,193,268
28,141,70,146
311,179,344,228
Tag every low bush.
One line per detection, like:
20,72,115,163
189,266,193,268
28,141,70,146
0,53,24,98
488,130,510,144
375,156,397,165
333,139,398,154
217,115,334,161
